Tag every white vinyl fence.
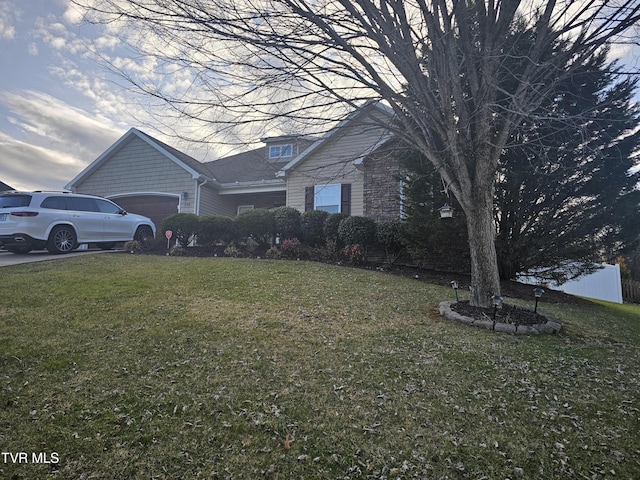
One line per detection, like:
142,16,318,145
519,263,623,304
555,264,622,304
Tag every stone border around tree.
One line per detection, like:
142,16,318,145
438,301,562,335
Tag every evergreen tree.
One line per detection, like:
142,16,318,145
495,52,640,282
401,153,470,273
403,51,640,282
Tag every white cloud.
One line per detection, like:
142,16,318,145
0,90,124,190
94,34,119,51
0,1,16,40
62,1,86,26
0,132,91,191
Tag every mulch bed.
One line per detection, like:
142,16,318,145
387,265,592,306
386,265,592,326
449,300,548,326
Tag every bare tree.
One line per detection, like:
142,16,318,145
76,0,640,306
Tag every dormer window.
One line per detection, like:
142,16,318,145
269,144,293,159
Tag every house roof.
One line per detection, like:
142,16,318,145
205,148,288,184
204,136,317,184
277,101,394,177
0,181,14,191
66,102,393,192
66,129,318,191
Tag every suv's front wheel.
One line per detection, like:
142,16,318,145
134,225,154,243
47,225,77,254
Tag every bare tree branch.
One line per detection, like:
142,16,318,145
73,0,640,306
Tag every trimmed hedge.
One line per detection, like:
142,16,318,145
199,215,235,244
234,209,275,245
376,220,406,266
273,206,302,239
162,213,200,246
301,210,329,246
323,213,349,244
338,216,377,247
160,210,416,269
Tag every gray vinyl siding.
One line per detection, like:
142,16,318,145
198,185,237,217
288,171,363,215
286,112,390,216
74,136,198,213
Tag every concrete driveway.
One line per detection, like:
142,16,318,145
0,247,115,267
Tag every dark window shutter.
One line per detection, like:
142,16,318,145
341,183,351,215
305,186,314,211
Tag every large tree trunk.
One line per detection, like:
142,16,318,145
465,187,501,308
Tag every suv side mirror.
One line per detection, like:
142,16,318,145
119,209,128,216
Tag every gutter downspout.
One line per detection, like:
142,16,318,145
196,177,209,216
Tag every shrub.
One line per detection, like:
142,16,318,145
323,213,349,244
301,210,329,246
376,220,406,266
244,237,261,256
315,238,340,263
266,246,281,259
272,206,302,239
280,237,304,259
224,244,243,258
342,244,365,265
337,216,377,247
123,240,140,253
199,215,235,244
234,209,275,245
162,213,200,247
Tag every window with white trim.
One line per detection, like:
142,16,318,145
305,183,351,215
269,144,293,159
237,205,254,215
314,184,341,213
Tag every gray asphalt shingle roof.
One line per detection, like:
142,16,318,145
204,148,288,184
138,130,316,185
0,181,14,191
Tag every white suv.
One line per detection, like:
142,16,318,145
0,191,156,254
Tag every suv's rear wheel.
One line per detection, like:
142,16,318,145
47,225,77,254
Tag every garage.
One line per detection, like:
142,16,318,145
110,194,179,233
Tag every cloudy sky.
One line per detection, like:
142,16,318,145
0,0,224,192
1,1,639,192
0,0,123,190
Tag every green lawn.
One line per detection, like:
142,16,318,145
1,255,639,479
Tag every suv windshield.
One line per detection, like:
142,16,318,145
0,194,31,208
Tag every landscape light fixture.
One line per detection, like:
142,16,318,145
534,287,545,313
451,280,459,302
492,295,503,319
439,203,454,219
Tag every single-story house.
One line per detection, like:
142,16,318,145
0,181,14,191
65,102,404,229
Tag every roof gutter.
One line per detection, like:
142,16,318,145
217,179,286,195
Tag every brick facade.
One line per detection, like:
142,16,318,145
363,146,402,222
